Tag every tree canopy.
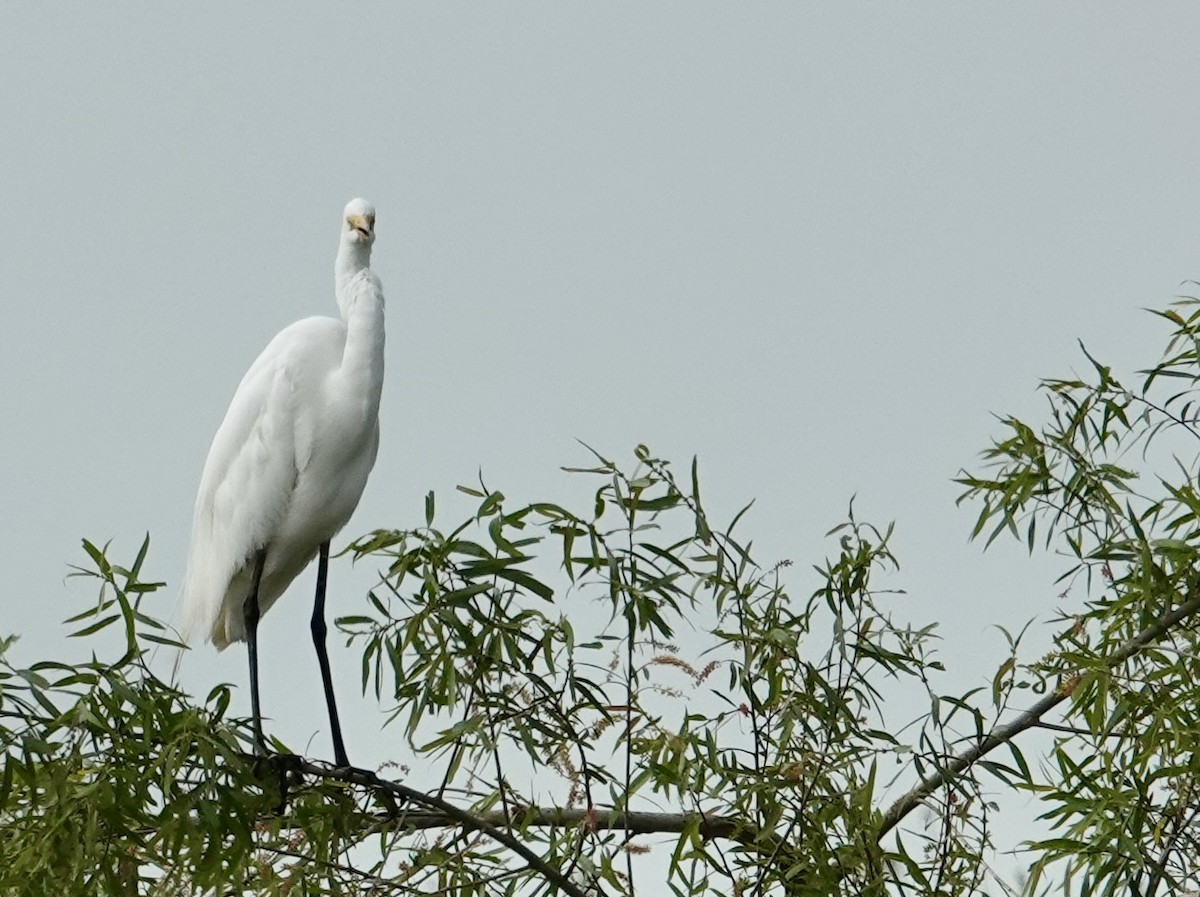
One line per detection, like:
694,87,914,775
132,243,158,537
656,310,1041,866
8,300,1200,895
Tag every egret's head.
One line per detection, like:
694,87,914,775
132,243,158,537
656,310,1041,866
343,198,376,245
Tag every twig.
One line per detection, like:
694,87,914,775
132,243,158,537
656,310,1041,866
1141,781,1200,897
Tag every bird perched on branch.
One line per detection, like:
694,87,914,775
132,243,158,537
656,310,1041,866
179,198,386,767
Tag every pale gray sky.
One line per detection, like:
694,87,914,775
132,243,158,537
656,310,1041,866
2,4,1197,876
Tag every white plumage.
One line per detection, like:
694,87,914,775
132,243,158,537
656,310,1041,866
178,198,385,764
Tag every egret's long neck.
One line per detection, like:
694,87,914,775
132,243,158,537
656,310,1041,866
335,237,373,313
334,236,385,413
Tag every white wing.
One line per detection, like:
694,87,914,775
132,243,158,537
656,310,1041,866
179,316,344,648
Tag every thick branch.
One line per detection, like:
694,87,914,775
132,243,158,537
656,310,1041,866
377,805,740,839
291,757,743,840
877,590,1200,840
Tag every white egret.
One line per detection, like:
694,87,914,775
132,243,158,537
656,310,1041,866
179,198,385,767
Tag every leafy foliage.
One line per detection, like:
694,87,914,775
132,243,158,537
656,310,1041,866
957,299,1200,896
10,300,1200,894
342,447,934,895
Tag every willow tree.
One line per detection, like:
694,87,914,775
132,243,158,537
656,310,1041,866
6,300,1200,896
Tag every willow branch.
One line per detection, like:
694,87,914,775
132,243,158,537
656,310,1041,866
877,590,1200,840
390,804,736,839
289,757,742,839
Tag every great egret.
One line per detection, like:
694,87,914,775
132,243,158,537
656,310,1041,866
179,198,385,767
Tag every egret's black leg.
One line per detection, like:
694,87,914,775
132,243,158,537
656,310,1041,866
243,551,267,756
311,540,350,767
